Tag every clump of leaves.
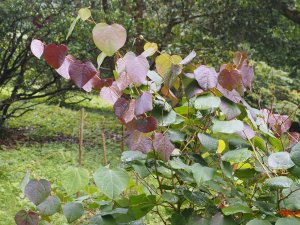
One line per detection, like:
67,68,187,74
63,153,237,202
17,7,300,225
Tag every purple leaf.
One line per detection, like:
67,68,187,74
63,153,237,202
43,43,67,69
30,39,44,59
92,23,127,56
136,116,157,133
82,74,113,92
114,72,132,91
55,55,74,79
114,98,136,124
100,84,122,104
125,130,152,153
69,60,97,88
135,91,153,115
217,84,241,103
194,65,218,90
153,133,175,161
123,52,149,84
240,59,254,88
24,179,51,205
15,210,39,225
289,132,300,148
236,123,255,139
180,50,196,65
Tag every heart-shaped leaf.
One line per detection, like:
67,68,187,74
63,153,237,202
218,68,242,91
194,65,218,90
153,133,175,161
194,94,221,110
135,91,153,115
37,195,61,216
212,120,244,134
62,167,90,195
191,163,215,185
114,98,136,124
30,39,44,59
136,116,157,133
268,152,295,170
15,210,39,225
100,84,122,105
217,84,242,103
198,133,218,152
55,55,74,79
69,60,97,88
62,202,84,223
43,43,67,69
219,100,241,120
92,23,126,56
123,52,149,84
125,130,152,153
78,8,91,21
241,59,254,88
93,167,129,199
24,179,51,205
221,148,252,163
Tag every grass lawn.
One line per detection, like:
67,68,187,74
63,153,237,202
0,94,126,224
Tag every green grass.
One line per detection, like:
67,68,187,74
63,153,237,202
0,93,124,224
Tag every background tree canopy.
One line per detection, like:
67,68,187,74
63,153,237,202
0,0,299,129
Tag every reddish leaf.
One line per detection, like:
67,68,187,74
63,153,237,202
153,133,175,161
55,55,74,79
83,75,113,92
218,67,242,91
15,210,39,225
125,130,152,153
43,43,67,69
194,65,218,90
136,116,157,133
240,59,254,88
114,98,136,124
135,91,153,115
30,39,44,59
123,52,149,84
262,109,292,136
161,87,179,106
69,60,97,88
100,84,122,104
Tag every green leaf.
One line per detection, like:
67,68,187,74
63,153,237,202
62,166,90,195
198,133,218,152
191,163,215,185
89,215,117,225
128,194,156,219
252,136,267,151
20,171,30,193
132,161,150,178
275,218,300,225
162,192,179,204
167,129,186,142
268,152,295,170
169,158,191,171
211,213,237,225
220,161,233,178
78,8,91,21
246,219,272,225
153,109,177,126
212,120,244,134
183,190,208,206
97,52,107,69
221,205,252,215
121,151,146,162
290,142,300,167
93,167,129,199
265,176,293,188
282,184,300,210
37,195,61,216
194,94,221,110
221,148,252,163
62,202,84,223
66,15,80,40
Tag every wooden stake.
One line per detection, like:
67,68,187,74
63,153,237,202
78,108,84,167
102,131,107,166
